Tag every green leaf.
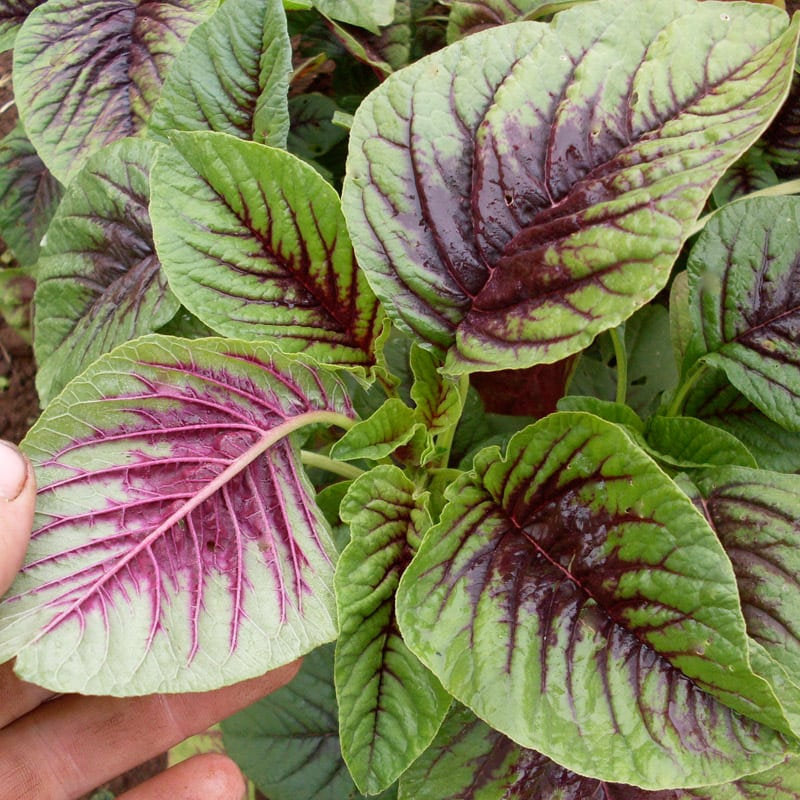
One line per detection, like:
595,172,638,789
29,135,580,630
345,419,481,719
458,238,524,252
343,0,798,374
287,93,348,160
151,131,384,369
221,644,398,800
555,396,644,432
670,271,692,377
148,0,291,147
683,368,800,473
312,0,395,33
400,704,800,800
410,344,464,464
336,466,449,794
694,467,800,691
645,416,758,469
330,398,420,462
567,306,678,417
396,412,791,789
0,336,353,694
445,0,580,44
12,0,217,183
0,0,42,50
0,121,62,266
33,137,179,406
712,146,779,208
686,196,800,432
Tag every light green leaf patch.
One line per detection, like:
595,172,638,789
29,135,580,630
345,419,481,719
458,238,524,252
312,0,395,33
644,416,757,470
330,398,422,462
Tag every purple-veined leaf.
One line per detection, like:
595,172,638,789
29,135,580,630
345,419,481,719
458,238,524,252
0,120,62,266
0,335,355,695
764,56,800,174
685,196,800,432
147,0,291,147
336,466,449,794
399,704,800,800
151,131,385,370
410,344,466,465
0,0,41,50
692,467,800,692
342,0,799,374
711,147,779,208
682,370,800,474
33,137,179,407
12,0,217,184
445,0,583,44
396,411,792,789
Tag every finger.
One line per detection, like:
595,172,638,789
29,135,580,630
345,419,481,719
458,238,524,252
0,440,36,593
0,659,301,800
0,661,53,728
116,754,246,800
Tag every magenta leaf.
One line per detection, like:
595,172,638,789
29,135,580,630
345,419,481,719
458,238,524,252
0,335,355,695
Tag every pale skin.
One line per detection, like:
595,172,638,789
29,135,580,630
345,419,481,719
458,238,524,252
0,440,300,800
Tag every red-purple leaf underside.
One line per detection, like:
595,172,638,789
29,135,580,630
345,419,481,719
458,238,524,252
343,0,799,373
0,336,354,695
12,0,215,182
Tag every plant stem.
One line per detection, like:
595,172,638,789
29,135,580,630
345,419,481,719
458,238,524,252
301,450,364,480
666,362,709,417
609,327,627,406
689,178,800,237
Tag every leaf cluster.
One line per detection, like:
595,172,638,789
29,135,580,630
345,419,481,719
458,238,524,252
2,0,800,797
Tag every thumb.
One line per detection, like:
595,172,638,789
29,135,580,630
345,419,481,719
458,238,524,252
0,441,35,595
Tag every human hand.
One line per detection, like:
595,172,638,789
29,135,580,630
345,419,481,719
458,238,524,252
0,440,299,800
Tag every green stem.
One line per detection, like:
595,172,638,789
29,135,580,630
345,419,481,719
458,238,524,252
666,363,710,417
609,327,627,406
434,373,471,469
689,178,800,238
301,450,364,480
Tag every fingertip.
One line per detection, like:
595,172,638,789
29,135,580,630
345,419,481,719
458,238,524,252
0,440,31,502
116,753,247,800
0,441,35,593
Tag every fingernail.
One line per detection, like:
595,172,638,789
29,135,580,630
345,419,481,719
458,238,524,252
0,441,28,501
